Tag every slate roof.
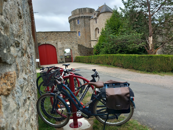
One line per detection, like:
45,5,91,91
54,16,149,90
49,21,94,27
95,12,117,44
96,4,113,13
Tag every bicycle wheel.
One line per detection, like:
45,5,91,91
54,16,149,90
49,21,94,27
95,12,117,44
38,81,54,95
37,93,71,128
93,98,134,126
63,76,83,96
36,75,43,90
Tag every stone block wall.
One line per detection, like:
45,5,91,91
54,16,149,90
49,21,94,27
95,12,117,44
37,31,79,63
90,12,112,47
78,44,93,56
69,8,95,48
0,0,37,129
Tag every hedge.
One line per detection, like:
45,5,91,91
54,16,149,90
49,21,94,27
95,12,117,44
75,54,173,72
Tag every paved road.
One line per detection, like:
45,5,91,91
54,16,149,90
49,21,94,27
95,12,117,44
41,63,173,130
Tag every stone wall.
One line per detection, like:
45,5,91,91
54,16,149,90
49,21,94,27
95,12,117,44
69,8,95,48
37,31,79,63
0,0,37,129
78,44,93,56
90,12,112,47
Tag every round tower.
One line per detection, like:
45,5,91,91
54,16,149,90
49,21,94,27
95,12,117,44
68,8,95,48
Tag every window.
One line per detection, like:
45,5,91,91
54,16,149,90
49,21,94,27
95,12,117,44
95,19,97,23
95,28,99,38
78,31,80,36
77,19,79,24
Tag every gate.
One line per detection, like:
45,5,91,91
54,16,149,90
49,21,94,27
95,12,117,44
38,44,58,65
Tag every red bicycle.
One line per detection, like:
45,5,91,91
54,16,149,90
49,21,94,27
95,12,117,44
37,64,85,96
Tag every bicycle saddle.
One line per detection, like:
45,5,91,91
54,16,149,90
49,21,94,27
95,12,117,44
88,81,104,88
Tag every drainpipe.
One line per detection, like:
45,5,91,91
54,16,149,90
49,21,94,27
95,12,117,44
28,0,40,68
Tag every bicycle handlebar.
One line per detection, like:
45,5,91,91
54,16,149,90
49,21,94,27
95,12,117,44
91,69,100,81
40,66,55,71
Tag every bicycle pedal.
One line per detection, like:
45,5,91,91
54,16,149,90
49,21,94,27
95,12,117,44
76,110,82,117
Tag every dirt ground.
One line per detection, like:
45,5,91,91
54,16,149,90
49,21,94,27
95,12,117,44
40,62,173,89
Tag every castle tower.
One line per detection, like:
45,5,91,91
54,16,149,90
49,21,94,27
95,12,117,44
69,8,95,48
90,4,113,47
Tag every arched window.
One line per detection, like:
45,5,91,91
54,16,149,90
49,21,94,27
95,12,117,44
95,28,99,39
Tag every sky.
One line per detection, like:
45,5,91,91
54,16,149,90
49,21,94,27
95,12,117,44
32,0,124,32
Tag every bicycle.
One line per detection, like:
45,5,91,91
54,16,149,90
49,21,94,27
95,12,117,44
37,64,84,95
36,69,135,128
37,68,100,121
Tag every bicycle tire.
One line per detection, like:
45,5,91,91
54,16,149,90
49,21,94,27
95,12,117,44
93,98,134,126
73,73,85,94
63,75,83,95
37,93,71,128
40,91,71,119
37,72,85,96
36,75,43,90
38,78,82,97
38,81,54,95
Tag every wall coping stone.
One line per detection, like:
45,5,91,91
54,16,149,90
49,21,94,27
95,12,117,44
37,31,77,33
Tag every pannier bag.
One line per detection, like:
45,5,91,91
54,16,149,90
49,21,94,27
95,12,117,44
102,80,131,113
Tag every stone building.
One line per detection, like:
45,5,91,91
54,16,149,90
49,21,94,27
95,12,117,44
37,31,79,64
37,4,113,65
68,8,95,48
90,4,113,47
0,0,38,129
68,4,113,48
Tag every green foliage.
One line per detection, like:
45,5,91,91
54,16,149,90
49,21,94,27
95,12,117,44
104,32,146,54
105,10,123,35
37,73,56,130
93,118,151,130
94,29,106,55
120,0,173,54
75,54,173,72
94,9,147,55
94,10,123,55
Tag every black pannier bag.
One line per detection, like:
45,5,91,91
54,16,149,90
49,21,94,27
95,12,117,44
101,80,131,114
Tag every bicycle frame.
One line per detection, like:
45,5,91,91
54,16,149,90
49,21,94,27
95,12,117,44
52,83,108,117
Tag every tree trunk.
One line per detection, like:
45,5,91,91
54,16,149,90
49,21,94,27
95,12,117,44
148,36,153,50
147,0,154,54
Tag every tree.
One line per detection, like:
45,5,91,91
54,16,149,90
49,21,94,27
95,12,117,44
94,10,123,54
94,9,147,55
120,0,173,54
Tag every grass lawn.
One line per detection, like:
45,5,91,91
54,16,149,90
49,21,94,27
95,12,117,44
37,73,151,130
93,118,151,130
37,73,56,130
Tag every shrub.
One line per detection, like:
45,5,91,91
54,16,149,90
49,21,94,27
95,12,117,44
75,54,173,72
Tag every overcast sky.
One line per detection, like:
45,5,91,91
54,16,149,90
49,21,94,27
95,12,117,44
32,0,124,32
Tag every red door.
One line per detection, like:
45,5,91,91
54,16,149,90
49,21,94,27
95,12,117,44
38,44,58,65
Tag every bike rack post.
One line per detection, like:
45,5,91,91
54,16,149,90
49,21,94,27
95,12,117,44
69,74,82,128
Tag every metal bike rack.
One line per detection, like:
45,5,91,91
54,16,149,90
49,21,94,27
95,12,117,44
69,74,82,128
